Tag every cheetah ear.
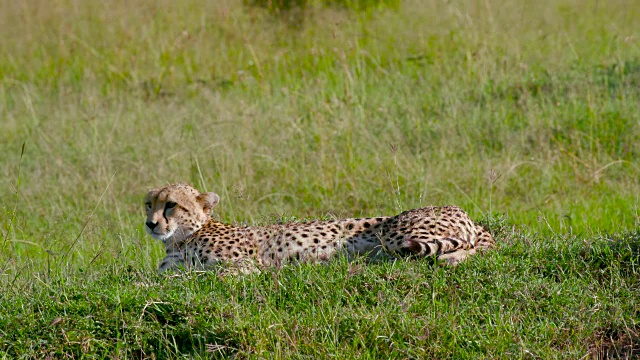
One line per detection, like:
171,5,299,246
197,192,220,213
144,188,160,203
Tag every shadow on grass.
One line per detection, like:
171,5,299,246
474,59,640,105
581,231,640,359
140,302,241,358
167,326,240,358
581,230,640,277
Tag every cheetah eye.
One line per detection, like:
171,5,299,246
165,201,177,209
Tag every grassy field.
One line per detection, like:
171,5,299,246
1,0,639,357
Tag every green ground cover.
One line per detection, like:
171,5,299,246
1,0,639,357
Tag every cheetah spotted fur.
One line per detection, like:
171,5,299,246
144,183,495,273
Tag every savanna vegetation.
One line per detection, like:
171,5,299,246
1,0,639,358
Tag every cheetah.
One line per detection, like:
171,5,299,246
144,183,495,273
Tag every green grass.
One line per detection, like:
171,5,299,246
1,0,639,357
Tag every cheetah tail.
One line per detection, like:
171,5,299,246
475,225,495,250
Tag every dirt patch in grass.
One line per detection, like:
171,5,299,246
588,325,640,360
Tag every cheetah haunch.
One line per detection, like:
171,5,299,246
144,183,495,273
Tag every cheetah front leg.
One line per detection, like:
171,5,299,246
158,251,187,273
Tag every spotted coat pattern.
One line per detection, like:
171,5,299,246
144,184,495,273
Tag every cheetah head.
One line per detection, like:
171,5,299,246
143,183,219,244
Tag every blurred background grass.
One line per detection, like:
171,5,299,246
1,0,639,274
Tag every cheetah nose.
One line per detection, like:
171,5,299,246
146,221,158,230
